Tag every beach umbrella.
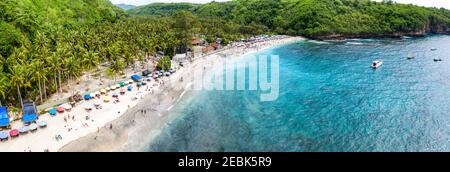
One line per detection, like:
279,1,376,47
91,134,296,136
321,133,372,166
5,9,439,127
93,101,101,106
127,85,133,91
103,96,111,102
9,129,19,137
38,121,47,127
137,82,142,87
48,108,57,116
19,126,29,133
57,106,65,113
142,82,147,86
63,104,72,110
105,87,111,91
100,89,107,94
85,105,93,110
119,82,125,87
131,74,142,82
29,124,38,131
94,91,101,95
84,94,91,100
115,84,121,89
0,131,8,140
120,88,126,93
112,92,119,97
90,93,96,98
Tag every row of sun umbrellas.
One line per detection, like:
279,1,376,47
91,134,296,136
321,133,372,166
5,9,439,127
45,103,72,116
0,122,47,140
84,80,134,101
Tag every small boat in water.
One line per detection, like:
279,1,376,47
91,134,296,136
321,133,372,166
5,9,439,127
407,56,415,60
433,58,442,62
431,48,437,51
371,60,383,69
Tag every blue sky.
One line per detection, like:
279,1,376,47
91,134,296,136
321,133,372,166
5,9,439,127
109,0,450,9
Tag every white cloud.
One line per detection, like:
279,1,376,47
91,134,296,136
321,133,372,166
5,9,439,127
110,0,450,9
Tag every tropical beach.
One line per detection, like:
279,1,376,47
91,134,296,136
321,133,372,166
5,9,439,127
1,0,450,153
0,36,302,152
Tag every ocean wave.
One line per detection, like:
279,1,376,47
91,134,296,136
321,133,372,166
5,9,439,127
345,42,364,45
307,40,331,44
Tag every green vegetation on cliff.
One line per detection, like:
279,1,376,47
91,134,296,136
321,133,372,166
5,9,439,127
129,0,450,39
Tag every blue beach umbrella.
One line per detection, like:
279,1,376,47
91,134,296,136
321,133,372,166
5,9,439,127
0,131,8,139
49,108,57,116
84,94,91,100
127,85,133,91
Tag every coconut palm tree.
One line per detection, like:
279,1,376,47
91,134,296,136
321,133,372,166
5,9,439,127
30,60,45,103
47,52,60,94
0,74,9,107
9,64,28,108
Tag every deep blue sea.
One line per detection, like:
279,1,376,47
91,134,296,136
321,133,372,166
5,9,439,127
147,35,450,152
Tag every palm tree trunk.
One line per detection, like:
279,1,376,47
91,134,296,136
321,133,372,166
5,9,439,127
0,99,2,107
58,70,62,93
38,78,43,104
43,79,47,99
54,72,58,94
17,84,23,109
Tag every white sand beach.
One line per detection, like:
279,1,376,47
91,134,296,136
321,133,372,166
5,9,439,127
0,36,304,152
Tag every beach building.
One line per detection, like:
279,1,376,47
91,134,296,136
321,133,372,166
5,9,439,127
192,37,205,46
0,107,9,128
22,101,38,123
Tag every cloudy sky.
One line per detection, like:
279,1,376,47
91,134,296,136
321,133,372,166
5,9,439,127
109,0,450,9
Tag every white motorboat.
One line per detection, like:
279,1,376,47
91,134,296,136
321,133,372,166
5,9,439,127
371,60,383,69
433,58,442,62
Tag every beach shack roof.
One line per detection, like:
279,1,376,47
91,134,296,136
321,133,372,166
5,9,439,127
0,107,9,127
192,38,204,45
23,101,37,115
142,70,151,77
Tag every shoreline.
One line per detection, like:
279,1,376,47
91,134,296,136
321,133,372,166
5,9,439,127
309,32,450,41
58,36,305,152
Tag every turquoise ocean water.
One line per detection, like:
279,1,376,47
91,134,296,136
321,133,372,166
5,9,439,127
146,35,450,152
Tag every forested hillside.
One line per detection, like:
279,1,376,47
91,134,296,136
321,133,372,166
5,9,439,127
129,0,450,39
0,0,263,107
0,0,124,57
128,3,200,16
